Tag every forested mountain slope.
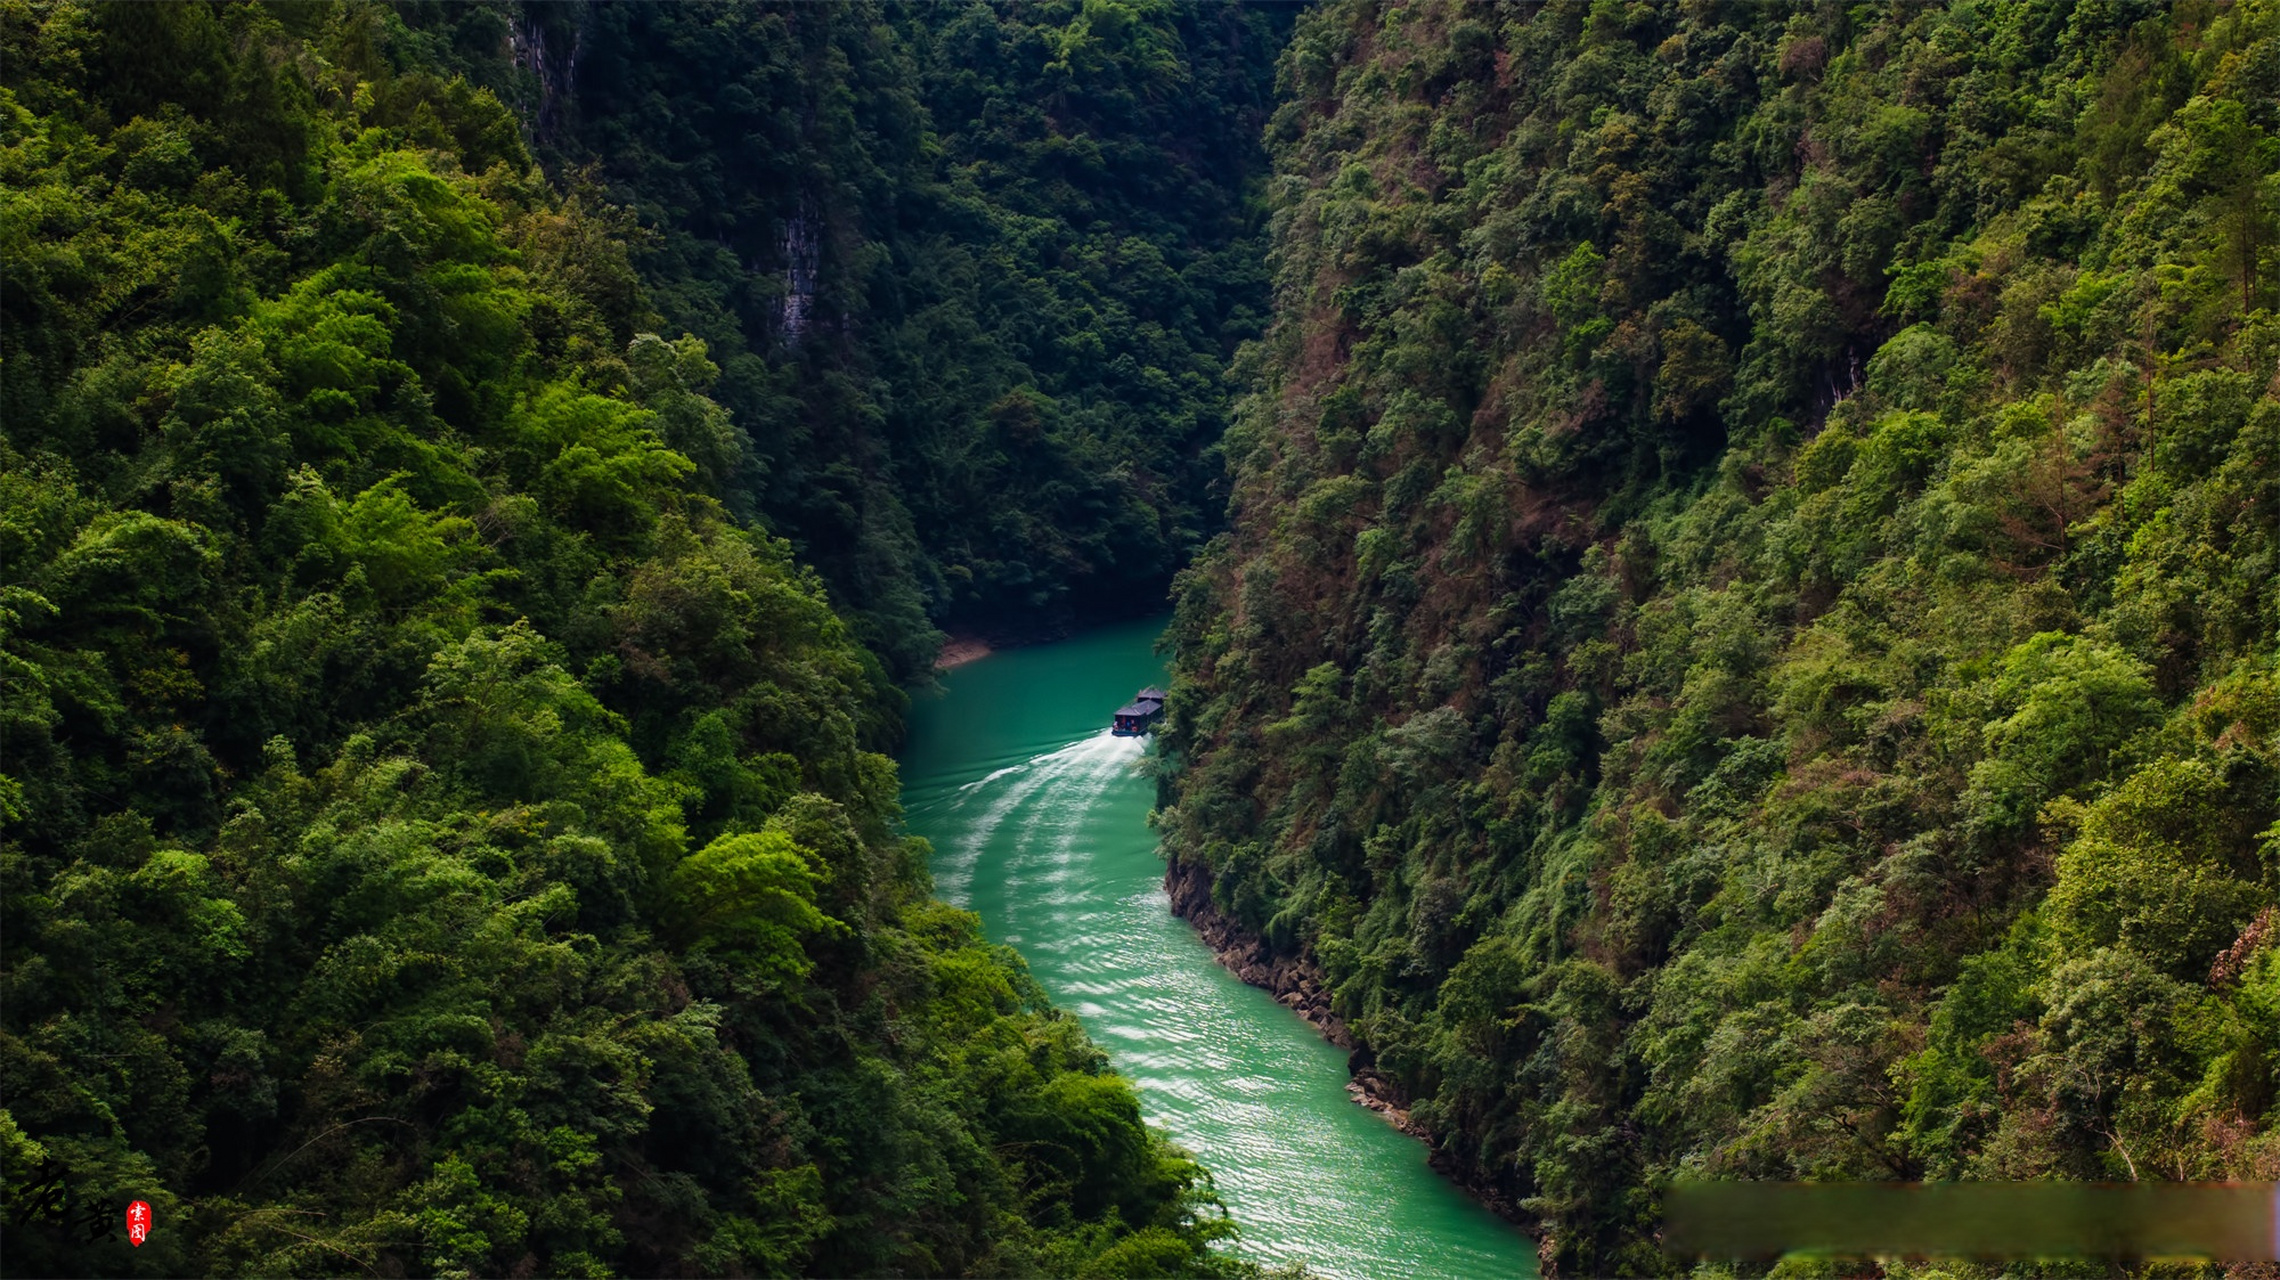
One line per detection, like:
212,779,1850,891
398,0,1290,676
0,4,1253,1274
1157,0,2280,1271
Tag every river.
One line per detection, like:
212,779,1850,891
898,616,1537,1279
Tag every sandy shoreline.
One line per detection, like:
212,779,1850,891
936,636,993,670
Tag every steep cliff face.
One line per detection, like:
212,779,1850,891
506,0,583,144
1158,0,2280,1270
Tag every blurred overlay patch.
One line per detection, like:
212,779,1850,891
1666,1183,2279,1260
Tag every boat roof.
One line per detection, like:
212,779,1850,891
1114,701,1161,717
1137,687,1167,699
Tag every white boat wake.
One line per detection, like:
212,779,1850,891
924,731,1145,904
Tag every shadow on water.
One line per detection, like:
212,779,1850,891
899,617,1536,1280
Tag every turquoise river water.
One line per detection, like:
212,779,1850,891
899,616,1536,1279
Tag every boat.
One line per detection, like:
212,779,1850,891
1111,687,1167,736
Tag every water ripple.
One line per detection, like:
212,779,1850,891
901,637,1534,1280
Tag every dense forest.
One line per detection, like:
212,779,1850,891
0,2,1283,1275
13,0,2280,1275
394,0,1290,677
1157,0,2280,1273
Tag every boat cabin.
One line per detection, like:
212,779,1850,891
1111,687,1167,736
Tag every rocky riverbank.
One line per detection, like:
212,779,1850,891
1164,854,1351,1047
1163,852,1539,1245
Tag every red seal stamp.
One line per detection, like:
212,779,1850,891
125,1200,152,1247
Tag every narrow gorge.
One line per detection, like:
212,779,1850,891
5,1,2278,1277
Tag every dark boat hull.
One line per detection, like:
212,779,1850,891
1111,687,1167,735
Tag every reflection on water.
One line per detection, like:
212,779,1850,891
900,618,1536,1280
928,732,1140,912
